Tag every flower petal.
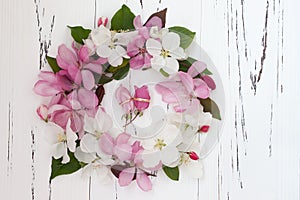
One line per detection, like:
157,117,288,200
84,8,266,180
146,38,162,56
99,133,115,155
56,44,78,69
80,134,97,153
77,88,99,109
118,167,135,186
97,45,112,58
81,70,95,90
202,75,216,90
114,143,132,161
136,170,152,191
162,32,180,51
115,133,131,145
193,79,210,99
187,61,207,78
95,108,113,132
66,119,78,152
33,80,61,96
163,57,179,75
178,72,194,94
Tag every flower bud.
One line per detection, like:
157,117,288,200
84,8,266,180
98,17,108,27
199,125,210,133
189,151,199,160
37,105,49,122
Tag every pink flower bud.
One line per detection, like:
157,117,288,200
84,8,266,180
98,17,108,27
189,151,199,160
37,105,49,122
199,125,210,133
133,85,150,111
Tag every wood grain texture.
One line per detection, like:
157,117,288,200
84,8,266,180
0,0,300,199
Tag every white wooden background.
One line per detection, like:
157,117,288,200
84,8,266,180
1,0,300,199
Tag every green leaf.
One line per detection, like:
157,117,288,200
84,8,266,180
160,68,169,77
112,64,130,80
202,68,213,75
67,26,91,44
111,5,135,31
46,56,61,73
50,151,82,181
163,166,179,181
169,26,196,49
199,97,221,120
98,75,113,84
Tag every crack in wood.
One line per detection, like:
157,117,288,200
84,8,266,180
89,177,91,200
140,0,144,9
240,0,248,60
31,129,36,200
34,0,55,70
48,181,52,200
235,10,248,148
227,0,231,78
269,104,274,157
7,102,14,176
235,106,243,189
94,0,97,29
217,144,223,200
114,180,118,200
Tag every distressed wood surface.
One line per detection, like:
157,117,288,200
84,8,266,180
1,0,300,199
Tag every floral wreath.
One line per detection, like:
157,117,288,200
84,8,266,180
34,5,221,192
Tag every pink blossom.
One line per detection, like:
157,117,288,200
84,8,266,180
133,85,150,111
97,16,108,27
115,85,151,113
155,61,211,112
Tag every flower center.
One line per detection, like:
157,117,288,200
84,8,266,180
139,48,146,54
154,138,166,150
160,49,170,58
95,131,103,139
57,133,67,142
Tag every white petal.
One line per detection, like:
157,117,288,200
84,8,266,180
158,124,181,146
80,134,97,153
96,45,112,58
108,50,123,66
81,164,93,178
151,56,166,72
52,142,66,159
91,26,111,46
146,38,162,56
162,32,180,51
115,45,129,58
84,114,96,134
95,164,109,180
163,57,179,75
74,147,97,163
161,146,180,167
169,47,187,60
66,120,78,152
44,123,64,145
142,150,161,168
62,147,70,164
95,108,113,132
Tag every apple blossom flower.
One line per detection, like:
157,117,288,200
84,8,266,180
45,120,78,163
155,67,211,112
146,31,186,75
115,85,151,114
74,147,112,183
140,124,182,168
91,25,135,67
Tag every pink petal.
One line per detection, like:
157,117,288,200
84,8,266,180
194,79,210,99
79,46,90,63
145,16,162,28
131,141,143,154
155,84,179,104
115,85,134,113
33,80,61,96
93,57,107,65
77,88,99,109
81,70,95,90
84,63,102,74
99,133,115,155
202,75,216,90
129,55,145,70
114,144,132,161
178,72,194,94
56,72,74,91
56,44,78,69
70,111,83,132
187,61,207,78
136,170,152,191
67,65,82,85
134,85,150,111
38,71,56,82
118,167,135,186
50,110,71,129
115,133,131,145
133,15,142,29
